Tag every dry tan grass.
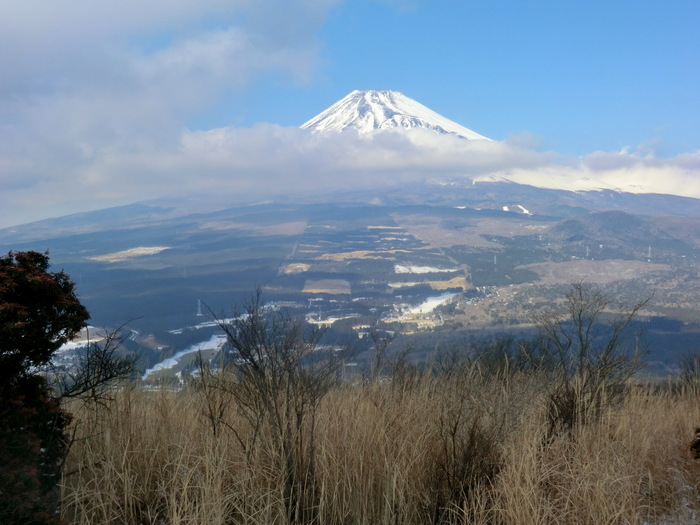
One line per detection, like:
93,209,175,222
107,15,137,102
60,376,700,524
199,220,308,236
427,276,469,290
318,249,411,261
391,213,547,249
389,276,468,291
518,259,670,285
302,279,351,294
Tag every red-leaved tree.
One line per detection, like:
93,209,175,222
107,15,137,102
0,251,89,524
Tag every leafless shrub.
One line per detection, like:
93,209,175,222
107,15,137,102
529,281,650,436
678,351,700,387
367,330,394,382
429,371,502,524
201,289,343,523
55,326,138,406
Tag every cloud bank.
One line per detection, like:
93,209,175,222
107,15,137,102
3,117,699,228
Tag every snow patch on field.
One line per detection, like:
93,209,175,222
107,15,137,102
57,326,106,353
142,334,225,380
404,292,460,315
89,246,170,262
307,314,360,327
502,205,531,215
394,264,459,274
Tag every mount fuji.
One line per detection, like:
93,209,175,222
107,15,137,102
301,90,491,141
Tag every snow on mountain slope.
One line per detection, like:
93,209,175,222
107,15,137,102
301,90,491,140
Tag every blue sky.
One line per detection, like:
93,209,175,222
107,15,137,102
216,0,700,156
1,0,699,227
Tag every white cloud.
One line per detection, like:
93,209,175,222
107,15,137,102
477,149,700,197
174,128,700,201
0,2,331,133
0,0,342,226
2,114,700,228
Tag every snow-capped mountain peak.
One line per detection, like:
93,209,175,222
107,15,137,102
301,90,491,140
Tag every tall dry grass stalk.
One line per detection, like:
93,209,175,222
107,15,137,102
60,374,700,524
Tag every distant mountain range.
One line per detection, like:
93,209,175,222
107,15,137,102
301,90,491,140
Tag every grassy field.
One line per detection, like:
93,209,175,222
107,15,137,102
61,370,700,524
